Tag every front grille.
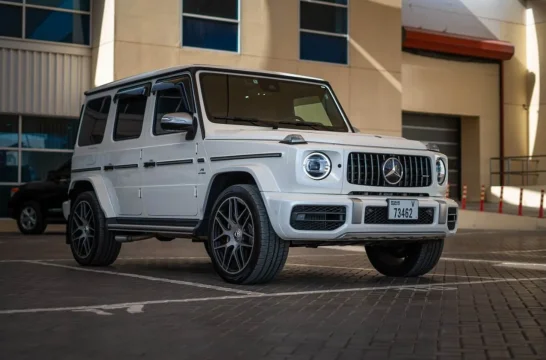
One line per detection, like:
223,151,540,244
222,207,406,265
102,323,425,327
447,207,458,230
290,205,346,231
347,153,432,187
364,207,435,225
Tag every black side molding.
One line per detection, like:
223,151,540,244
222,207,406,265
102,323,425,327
72,167,102,173
114,164,138,170
156,159,193,166
108,217,199,228
210,153,282,162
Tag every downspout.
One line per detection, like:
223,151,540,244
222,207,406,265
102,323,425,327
499,61,505,186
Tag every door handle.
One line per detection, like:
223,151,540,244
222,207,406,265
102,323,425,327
143,160,156,168
103,164,114,171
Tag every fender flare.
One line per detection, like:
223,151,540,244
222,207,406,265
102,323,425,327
209,164,281,192
68,174,118,218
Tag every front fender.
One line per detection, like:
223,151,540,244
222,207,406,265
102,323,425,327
68,174,118,218
210,164,281,192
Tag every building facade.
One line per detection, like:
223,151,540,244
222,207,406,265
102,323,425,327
0,0,544,216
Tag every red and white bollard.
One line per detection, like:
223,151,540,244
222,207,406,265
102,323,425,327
539,189,544,219
479,185,485,212
518,187,524,216
461,184,467,210
498,186,504,214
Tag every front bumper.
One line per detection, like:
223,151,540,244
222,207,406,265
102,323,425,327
262,192,458,241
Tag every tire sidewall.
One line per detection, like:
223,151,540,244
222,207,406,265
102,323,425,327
207,185,264,283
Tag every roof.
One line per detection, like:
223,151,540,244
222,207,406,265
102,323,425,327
85,64,326,96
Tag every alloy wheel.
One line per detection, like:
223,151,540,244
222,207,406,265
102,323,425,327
20,206,37,231
211,197,255,275
70,200,95,259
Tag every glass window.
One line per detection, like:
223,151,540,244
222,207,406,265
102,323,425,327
182,17,238,52
22,116,78,150
0,150,19,182
154,78,193,136
200,73,348,133
114,95,147,141
78,96,111,147
299,0,348,65
26,8,90,45
183,0,238,20
300,32,348,64
0,115,19,148
21,151,73,182
0,4,23,38
182,0,239,52
27,0,91,12
300,2,347,34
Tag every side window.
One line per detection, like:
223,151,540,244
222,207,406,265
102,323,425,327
113,94,147,141
154,77,193,136
78,96,111,147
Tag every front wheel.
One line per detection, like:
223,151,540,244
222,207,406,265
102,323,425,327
207,184,289,285
365,239,444,277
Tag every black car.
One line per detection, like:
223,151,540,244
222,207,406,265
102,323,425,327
8,160,71,234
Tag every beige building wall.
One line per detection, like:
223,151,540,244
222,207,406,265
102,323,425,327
93,0,403,137
402,53,500,200
402,0,528,194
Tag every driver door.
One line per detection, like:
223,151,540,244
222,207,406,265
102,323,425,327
140,74,199,218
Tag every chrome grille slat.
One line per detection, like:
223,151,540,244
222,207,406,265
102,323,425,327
346,152,432,188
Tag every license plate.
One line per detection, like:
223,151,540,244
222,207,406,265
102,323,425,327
388,199,418,220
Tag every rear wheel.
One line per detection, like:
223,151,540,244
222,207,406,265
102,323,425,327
207,184,289,285
365,239,444,277
17,202,47,235
68,191,121,266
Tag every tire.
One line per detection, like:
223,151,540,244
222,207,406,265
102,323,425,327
365,239,444,277
17,201,47,235
207,184,289,285
68,191,121,266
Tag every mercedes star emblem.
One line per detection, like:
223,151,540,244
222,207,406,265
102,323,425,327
382,157,404,185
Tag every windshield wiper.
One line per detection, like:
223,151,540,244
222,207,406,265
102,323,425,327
278,121,327,130
213,116,278,129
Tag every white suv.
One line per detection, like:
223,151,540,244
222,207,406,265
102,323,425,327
63,65,458,284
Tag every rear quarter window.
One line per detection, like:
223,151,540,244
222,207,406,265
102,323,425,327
78,96,111,147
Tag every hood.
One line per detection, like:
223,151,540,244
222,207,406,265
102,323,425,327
206,128,427,151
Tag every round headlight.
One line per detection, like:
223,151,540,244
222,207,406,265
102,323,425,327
303,152,331,180
436,159,446,185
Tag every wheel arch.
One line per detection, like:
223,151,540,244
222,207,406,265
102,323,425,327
68,175,117,219
196,169,274,237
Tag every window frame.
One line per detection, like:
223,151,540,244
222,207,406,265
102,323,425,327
152,74,195,137
0,0,92,47
298,0,349,65
180,0,241,53
112,84,151,142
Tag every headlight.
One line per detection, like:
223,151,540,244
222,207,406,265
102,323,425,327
303,152,331,180
436,159,446,185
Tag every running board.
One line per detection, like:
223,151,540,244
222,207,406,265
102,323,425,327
107,217,198,236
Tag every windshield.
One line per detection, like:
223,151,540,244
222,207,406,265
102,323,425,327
199,72,350,132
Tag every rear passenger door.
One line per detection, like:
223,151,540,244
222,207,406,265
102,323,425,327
141,74,199,218
105,84,150,216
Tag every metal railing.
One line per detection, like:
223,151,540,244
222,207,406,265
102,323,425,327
490,155,546,186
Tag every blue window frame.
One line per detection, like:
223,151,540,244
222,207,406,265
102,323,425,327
0,0,90,45
182,0,239,52
299,0,348,65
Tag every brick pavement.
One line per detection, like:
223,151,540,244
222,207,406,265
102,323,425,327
0,230,545,360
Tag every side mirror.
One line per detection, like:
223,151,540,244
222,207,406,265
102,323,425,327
160,112,193,131
354,127,361,133
160,112,196,140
